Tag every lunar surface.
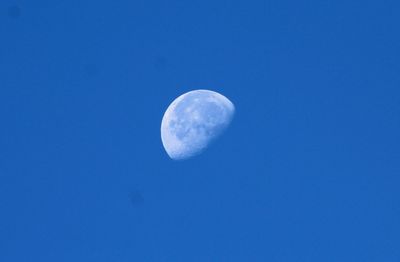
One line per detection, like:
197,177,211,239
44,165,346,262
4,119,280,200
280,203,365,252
161,90,235,160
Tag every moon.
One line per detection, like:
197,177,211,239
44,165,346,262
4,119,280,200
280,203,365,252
161,89,235,160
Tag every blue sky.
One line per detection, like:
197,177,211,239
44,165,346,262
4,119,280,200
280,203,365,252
1,0,399,261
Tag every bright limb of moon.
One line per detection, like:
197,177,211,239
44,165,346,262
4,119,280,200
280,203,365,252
161,89,235,160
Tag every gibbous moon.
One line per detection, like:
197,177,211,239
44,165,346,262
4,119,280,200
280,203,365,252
161,90,235,160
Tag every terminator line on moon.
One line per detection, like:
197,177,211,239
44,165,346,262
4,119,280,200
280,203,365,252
161,90,235,160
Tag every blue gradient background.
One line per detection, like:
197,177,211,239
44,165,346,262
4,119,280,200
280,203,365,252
1,0,399,261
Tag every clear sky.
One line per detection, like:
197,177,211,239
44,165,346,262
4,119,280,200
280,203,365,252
1,0,399,261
